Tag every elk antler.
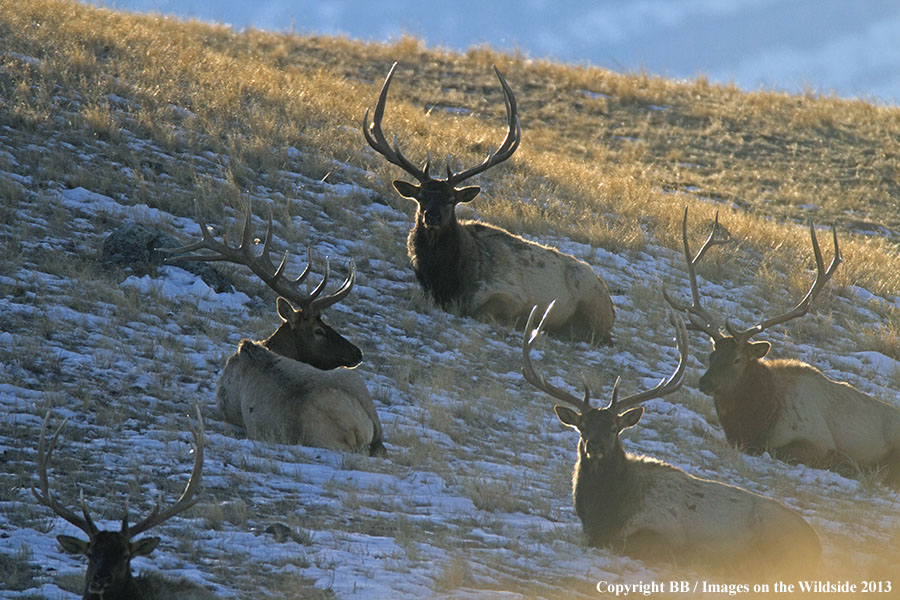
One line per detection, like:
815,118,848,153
725,220,841,344
362,62,430,183
612,314,689,411
662,206,733,340
162,201,355,314
363,62,521,185
522,301,592,413
523,302,689,414
33,414,100,538
127,405,204,536
445,65,521,186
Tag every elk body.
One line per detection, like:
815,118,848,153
363,63,615,343
165,204,385,456
665,208,900,487
523,303,821,577
33,409,212,600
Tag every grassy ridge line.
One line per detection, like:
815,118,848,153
1,0,898,298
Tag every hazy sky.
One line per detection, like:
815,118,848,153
85,0,900,104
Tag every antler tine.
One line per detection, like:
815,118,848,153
32,414,99,537
362,62,429,183
164,202,342,312
129,405,204,537
616,315,690,410
727,220,842,342
447,64,522,185
521,301,591,412
309,260,356,313
662,207,731,340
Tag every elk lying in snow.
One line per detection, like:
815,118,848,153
165,204,386,456
33,408,213,600
363,62,615,343
664,207,900,487
522,302,821,577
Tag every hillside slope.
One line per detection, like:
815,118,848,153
1,2,898,598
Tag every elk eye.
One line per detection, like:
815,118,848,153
314,327,326,336
732,356,741,365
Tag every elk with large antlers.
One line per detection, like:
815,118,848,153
33,408,212,600
164,203,385,456
363,63,615,343
523,303,821,577
665,207,900,486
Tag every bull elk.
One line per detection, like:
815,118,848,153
664,207,900,487
363,62,615,343
164,203,385,456
522,302,821,577
33,408,212,600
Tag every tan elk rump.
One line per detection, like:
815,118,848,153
665,207,900,487
164,203,385,456
33,407,213,600
363,62,615,343
522,302,821,578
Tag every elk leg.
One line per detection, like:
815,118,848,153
473,294,519,324
772,439,826,466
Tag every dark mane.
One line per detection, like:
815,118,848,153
407,220,477,308
715,360,780,452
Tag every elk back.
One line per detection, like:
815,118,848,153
462,222,614,340
217,341,385,456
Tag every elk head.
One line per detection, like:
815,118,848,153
362,62,521,233
163,202,362,369
664,207,841,396
523,301,688,461
33,407,204,600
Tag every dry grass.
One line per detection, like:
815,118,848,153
3,0,899,298
3,2,900,598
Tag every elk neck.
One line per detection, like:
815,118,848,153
713,358,780,452
572,438,638,547
261,322,303,362
407,215,475,308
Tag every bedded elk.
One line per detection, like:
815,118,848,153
664,207,900,486
164,204,385,456
363,62,615,343
522,302,821,577
33,408,212,600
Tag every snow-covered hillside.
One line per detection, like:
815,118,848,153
2,30,899,600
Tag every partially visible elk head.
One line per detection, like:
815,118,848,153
664,207,841,396
363,62,521,232
523,301,688,461
163,202,362,369
33,408,204,600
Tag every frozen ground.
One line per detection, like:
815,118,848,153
1,53,899,599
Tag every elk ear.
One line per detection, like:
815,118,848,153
392,180,420,200
455,186,481,204
617,407,644,432
131,536,161,558
749,340,771,359
276,297,298,322
554,405,581,429
57,535,89,556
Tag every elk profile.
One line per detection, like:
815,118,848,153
164,203,385,456
33,408,212,600
664,207,900,486
522,302,821,577
363,62,615,343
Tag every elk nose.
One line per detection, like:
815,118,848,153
698,374,711,393
423,210,442,227
348,347,363,367
88,577,110,593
